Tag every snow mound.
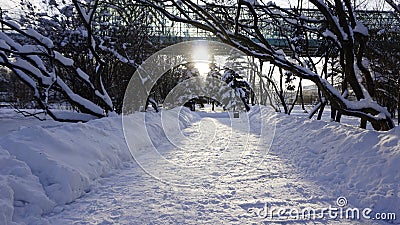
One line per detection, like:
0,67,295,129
0,146,54,225
123,107,200,154
0,107,198,224
254,106,400,217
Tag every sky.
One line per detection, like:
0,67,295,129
0,0,24,19
0,0,391,22
0,0,20,11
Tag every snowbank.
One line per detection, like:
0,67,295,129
123,107,200,154
253,106,399,218
0,107,198,224
1,105,398,223
0,146,54,225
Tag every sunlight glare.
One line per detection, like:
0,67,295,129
194,62,210,76
192,43,211,76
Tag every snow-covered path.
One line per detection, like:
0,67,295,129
45,113,369,224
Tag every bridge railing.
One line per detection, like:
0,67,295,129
147,5,399,47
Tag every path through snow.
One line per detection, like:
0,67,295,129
45,112,370,224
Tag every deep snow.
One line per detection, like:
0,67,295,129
0,108,197,224
0,106,398,224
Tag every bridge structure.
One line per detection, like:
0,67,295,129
148,5,400,54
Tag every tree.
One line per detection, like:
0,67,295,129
221,68,251,111
0,67,36,108
204,62,223,111
149,62,202,110
367,0,400,124
135,0,396,130
0,0,157,121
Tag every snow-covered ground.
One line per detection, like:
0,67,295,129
0,106,399,224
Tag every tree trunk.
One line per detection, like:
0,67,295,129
299,79,306,111
279,68,288,114
398,77,400,124
330,106,336,122
336,112,342,123
360,118,367,129
317,102,326,120
288,79,301,115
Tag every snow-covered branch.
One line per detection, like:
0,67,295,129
136,0,395,130
0,19,114,122
385,0,400,14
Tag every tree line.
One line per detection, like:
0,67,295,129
0,0,399,130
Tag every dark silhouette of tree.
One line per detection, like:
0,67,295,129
135,0,396,130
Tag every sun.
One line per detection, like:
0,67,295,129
192,42,211,76
194,62,210,76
